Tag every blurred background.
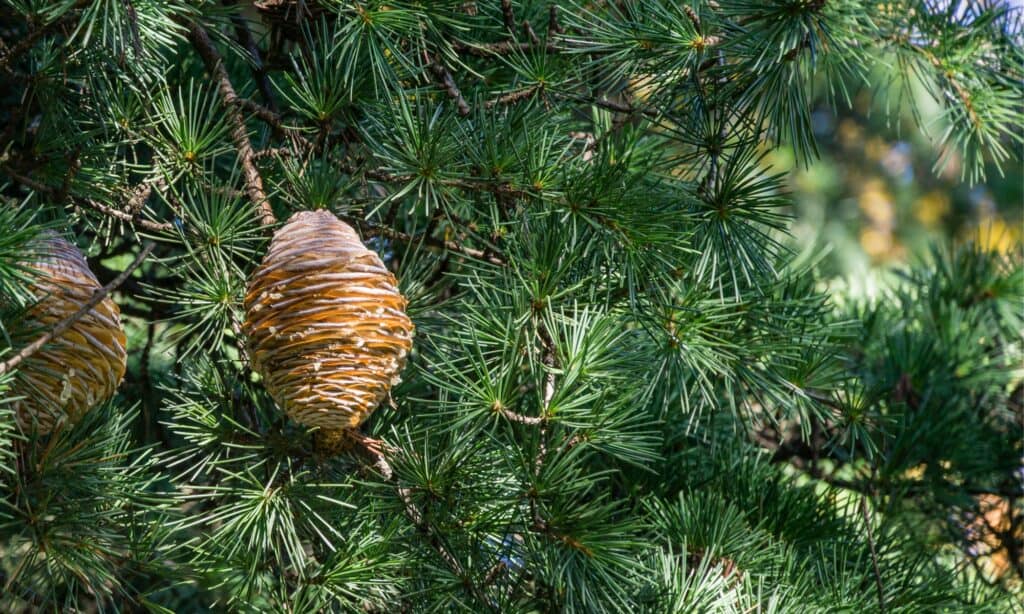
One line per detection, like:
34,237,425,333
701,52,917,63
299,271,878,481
773,60,1022,282
768,47,1023,585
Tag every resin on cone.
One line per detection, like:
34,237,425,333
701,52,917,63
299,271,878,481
12,232,127,434
243,210,414,430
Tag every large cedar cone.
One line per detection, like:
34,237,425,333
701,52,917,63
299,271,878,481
11,232,127,434
243,210,414,433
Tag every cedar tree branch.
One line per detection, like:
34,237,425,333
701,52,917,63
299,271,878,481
189,23,276,226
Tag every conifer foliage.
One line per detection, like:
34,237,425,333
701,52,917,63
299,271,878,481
0,1,1021,611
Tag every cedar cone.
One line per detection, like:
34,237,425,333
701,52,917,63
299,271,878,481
243,210,414,432
11,232,127,434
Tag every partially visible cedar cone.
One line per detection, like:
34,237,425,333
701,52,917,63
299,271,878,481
11,232,127,434
243,210,414,436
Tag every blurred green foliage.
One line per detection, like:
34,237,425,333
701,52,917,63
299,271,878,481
777,65,1022,278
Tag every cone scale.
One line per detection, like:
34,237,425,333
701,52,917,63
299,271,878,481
11,233,127,434
243,210,414,433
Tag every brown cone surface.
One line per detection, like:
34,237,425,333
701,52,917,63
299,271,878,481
12,233,127,434
243,210,414,430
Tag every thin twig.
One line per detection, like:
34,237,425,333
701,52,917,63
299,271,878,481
451,39,559,57
383,199,401,226
534,320,557,472
253,146,297,161
139,317,156,443
0,9,82,71
0,165,174,232
189,23,276,226
427,55,471,117
443,177,529,198
125,180,156,214
482,561,506,586
860,496,887,613
0,242,156,377
233,96,315,153
227,309,251,369
682,5,701,29
337,213,506,266
228,5,278,112
500,0,516,32
345,432,495,610
592,96,661,119
547,6,564,38
234,97,287,135
485,85,540,108
499,407,543,425
122,0,144,59
55,148,81,205
518,318,560,543
799,387,840,408
0,164,55,195
82,199,174,232
522,20,540,46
